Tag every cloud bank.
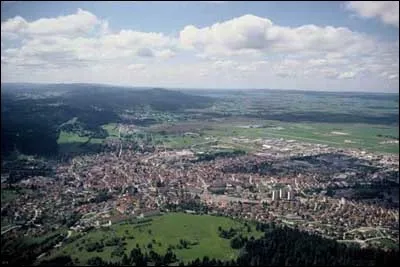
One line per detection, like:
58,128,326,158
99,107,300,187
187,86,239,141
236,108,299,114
1,9,398,92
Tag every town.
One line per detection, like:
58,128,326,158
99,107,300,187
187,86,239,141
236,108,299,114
2,134,398,254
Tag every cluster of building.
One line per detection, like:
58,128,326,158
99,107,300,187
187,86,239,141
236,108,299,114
271,188,293,201
1,136,399,249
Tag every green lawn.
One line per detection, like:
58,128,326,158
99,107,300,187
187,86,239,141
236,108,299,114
42,212,263,265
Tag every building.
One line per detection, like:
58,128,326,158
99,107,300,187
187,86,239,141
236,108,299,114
287,190,292,200
279,189,283,199
272,190,276,201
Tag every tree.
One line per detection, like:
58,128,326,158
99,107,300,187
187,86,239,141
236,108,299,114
87,256,104,266
122,254,129,265
230,235,245,249
326,188,335,197
202,256,210,266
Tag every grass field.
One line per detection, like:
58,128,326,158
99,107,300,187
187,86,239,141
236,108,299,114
42,212,263,265
101,123,119,137
57,131,106,153
57,131,90,144
163,135,205,149
59,119,398,155
203,120,399,154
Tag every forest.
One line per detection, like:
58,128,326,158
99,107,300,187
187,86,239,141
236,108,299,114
1,84,214,157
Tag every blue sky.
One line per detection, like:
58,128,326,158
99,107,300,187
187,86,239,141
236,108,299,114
1,1,399,92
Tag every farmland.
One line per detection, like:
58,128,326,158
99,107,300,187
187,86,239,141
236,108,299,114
203,121,399,154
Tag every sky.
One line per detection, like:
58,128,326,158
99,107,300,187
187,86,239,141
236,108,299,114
1,1,399,92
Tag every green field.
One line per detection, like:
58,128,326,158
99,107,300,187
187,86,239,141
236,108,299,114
58,119,399,155
204,121,399,154
57,131,90,144
101,123,119,137
163,135,205,149
41,212,263,265
57,131,105,154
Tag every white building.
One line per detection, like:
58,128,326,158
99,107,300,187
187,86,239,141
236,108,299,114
287,191,292,200
340,197,346,207
272,190,276,201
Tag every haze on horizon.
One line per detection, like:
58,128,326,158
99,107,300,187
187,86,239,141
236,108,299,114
1,1,399,93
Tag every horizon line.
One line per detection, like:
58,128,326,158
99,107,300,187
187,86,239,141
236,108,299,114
1,82,399,95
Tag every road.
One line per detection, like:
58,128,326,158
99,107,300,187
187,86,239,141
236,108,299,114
66,230,72,239
28,209,39,224
1,225,22,235
36,230,73,260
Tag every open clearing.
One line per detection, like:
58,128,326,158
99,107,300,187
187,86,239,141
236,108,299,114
41,212,263,265
57,131,89,144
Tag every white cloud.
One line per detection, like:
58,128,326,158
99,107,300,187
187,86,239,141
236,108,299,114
179,14,377,57
177,13,398,88
127,63,146,70
99,20,111,36
1,16,27,33
345,1,399,27
1,9,179,68
1,9,100,38
136,47,154,57
1,10,398,92
157,49,176,58
338,71,357,79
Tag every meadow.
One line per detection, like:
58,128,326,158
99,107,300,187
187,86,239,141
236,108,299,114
41,212,263,265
